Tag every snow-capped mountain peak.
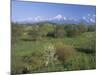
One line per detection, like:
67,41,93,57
15,14,96,25
52,14,67,21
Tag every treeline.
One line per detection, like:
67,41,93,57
11,22,96,41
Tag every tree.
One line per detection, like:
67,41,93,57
77,22,88,33
27,25,41,41
64,23,88,37
88,25,96,32
54,25,66,38
39,23,55,37
65,25,79,37
11,22,24,43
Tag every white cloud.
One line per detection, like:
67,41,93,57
93,14,96,17
82,16,90,22
34,16,42,21
52,14,67,20
53,14,62,19
19,14,68,23
34,16,49,22
82,14,96,23
82,16,86,20
90,18,95,23
63,17,67,20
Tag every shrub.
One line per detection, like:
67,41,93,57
65,25,80,37
11,59,31,74
64,53,96,70
76,32,96,53
47,31,55,37
23,25,42,41
11,55,44,74
77,22,88,33
64,23,88,37
41,43,57,67
11,23,24,43
54,26,66,38
39,23,55,37
54,43,76,64
88,25,96,32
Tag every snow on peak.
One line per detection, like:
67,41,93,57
52,14,67,20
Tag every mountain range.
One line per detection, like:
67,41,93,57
15,14,96,25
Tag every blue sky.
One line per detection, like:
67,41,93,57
12,1,96,23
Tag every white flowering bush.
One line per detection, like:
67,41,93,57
42,43,57,67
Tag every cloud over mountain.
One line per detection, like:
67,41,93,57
51,14,67,20
82,14,96,23
17,14,96,25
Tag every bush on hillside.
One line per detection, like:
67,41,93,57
54,43,76,64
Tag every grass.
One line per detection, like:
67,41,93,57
64,52,96,70
11,32,96,74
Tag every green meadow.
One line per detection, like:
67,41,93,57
11,22,96,74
